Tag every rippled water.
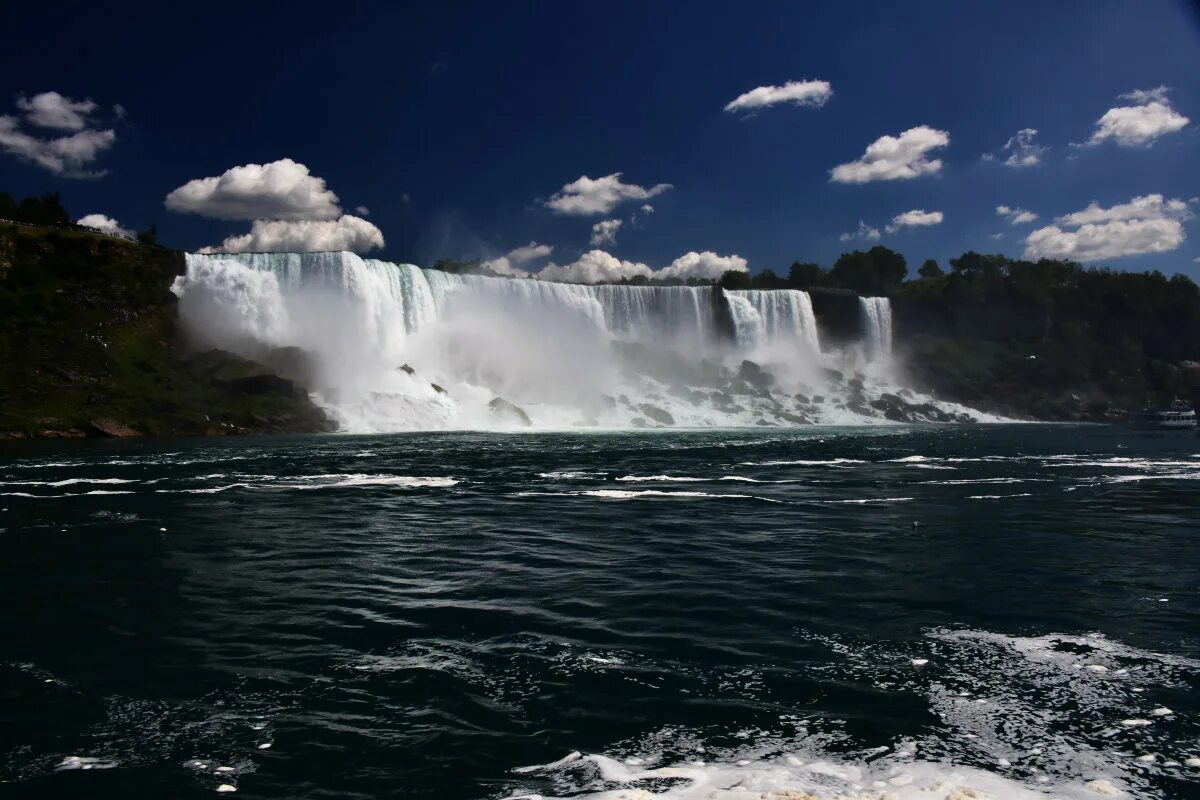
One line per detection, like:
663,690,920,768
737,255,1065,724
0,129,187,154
1,426,1198,798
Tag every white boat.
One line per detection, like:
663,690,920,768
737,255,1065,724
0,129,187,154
1130,401,1197,430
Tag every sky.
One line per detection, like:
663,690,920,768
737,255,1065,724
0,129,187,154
1,0,1199,281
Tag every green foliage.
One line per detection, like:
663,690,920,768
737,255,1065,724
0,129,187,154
137,223,159,246
787,261,824,288
828,246,906,295
918,258,943,279
717,269,752,290
4,192,71,226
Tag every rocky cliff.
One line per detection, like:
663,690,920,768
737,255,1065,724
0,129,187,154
0,223,334,439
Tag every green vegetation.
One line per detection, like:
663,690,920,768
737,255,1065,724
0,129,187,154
0,222,333,438
0,192,72,227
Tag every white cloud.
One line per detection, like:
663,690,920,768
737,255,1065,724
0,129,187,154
657,251,747,281
0,115,116,177
480,242,554,275
830,125,949,183
640,204,654,214
1024,193,1191,262
165,158,342,221
996,205,1038,225
17,92,97,130
355,205,370,216
506,241,553,264
532,249,747,284
1083,86,1189,147
839,220,881,242
886,209,943,233
987,128,1046,167
76,213,133,238
544,173,671,216
536,250,653,283
589,218,622,246
199,215,384,254
991,233,1005,240
724,79,833,113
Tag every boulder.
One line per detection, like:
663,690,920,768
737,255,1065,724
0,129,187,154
488,397,532,427
738,360,774,391
398,363,416,376
638,404,675,426
430,383,448,395
87,418,142,438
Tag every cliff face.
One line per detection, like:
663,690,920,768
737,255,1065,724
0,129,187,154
0,224,334,439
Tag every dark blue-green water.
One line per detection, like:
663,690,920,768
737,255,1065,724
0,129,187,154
1,426,1198,799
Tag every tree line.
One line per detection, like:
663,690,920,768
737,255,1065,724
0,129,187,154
1,191,159,245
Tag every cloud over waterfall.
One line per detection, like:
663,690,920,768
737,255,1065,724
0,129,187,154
76,213,133,238
1024,194,1191,262
830,126,949,183
544,173,671,216
166,159,342,221
198,215,384,254
533,250,747,284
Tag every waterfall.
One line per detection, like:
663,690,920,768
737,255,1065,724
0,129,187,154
859,296,893,362
171,252,982,430
725,289,821,354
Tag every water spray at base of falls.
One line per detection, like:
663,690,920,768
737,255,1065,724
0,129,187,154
171,252,996,432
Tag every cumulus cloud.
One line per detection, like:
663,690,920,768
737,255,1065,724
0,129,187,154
536,250,652,283
544,173,671,216
640,204,654,214
1083,86,1189,147
724,79,833,113
839,220,881,242
355,205,370,216
1024,194,1191,262
480,241,554,275
533,249,747,284
165,158,342,221
589,218,622,246
199,215,384,254
506,241,553,264
984,128,1046,167
76,213,133,238
657,251,748,281
997,205,1038,225
830,125,949,183
0,103,116,177
17,91,98,130
886,209,943,233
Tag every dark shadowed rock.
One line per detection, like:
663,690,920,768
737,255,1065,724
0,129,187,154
431,383,448,394
398,364,416,376
638,404,675,425
488,397,532,426
87,418,142,438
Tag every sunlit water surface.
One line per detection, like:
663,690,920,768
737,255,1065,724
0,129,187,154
1,426,1198,798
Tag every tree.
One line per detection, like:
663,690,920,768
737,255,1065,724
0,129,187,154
137,223,159,246
14,193,70,227
787,261,824,288
751,268,786,289
0,192,16,220
717,269,752,290
918,259,943,279
828,246,907,295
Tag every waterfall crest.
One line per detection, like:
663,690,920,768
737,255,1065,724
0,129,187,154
172,252,988,430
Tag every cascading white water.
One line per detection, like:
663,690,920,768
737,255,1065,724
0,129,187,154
725,289,821,354
859,296,893,363
172,253,991,431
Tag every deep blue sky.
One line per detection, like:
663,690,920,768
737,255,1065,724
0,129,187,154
2,0,1199,277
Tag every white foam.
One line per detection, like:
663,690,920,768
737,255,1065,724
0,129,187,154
56,755,117,771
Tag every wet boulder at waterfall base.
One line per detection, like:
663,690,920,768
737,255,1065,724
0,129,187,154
488,397,532,427
0,223,334,439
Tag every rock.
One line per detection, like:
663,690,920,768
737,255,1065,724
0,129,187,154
488,397,532,427
631,417,648,428
430,383,447,395
87,418,142,438
215,372,302,397
821,367,844,383
599,394,617,409
811,394,825,404
774,410,809,425
737,360,774,391
638,404,675,425
398,363,415,376
794,393,810,404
